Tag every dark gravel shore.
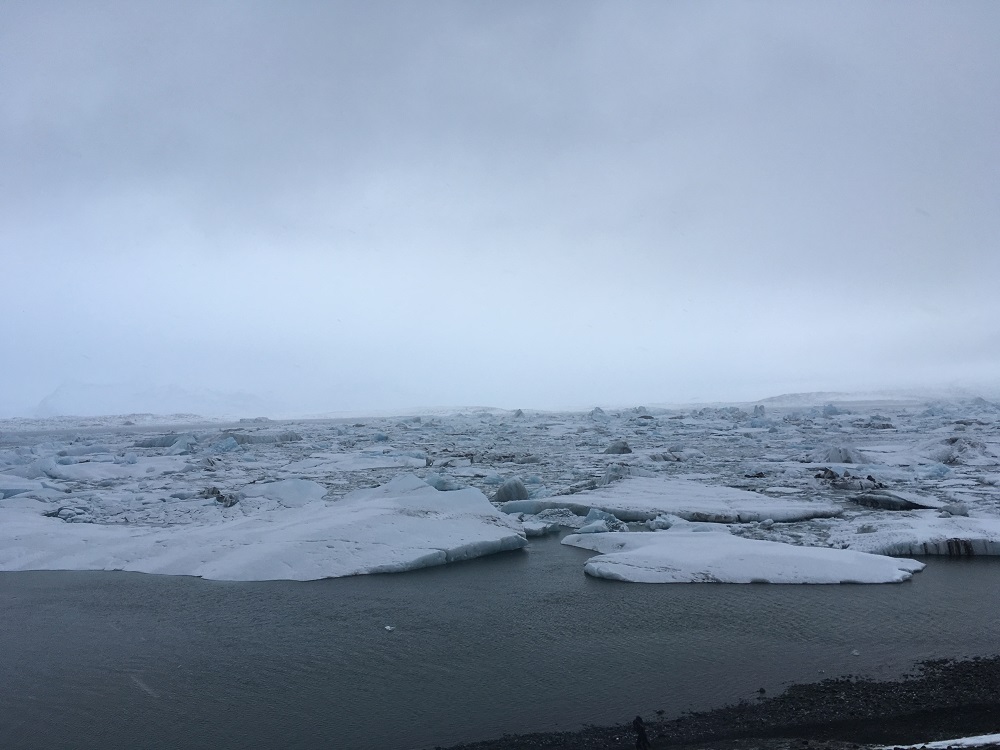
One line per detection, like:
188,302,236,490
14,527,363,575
436,656,1000,750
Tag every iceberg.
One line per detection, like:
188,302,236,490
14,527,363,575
502,477,841,523
0,475,527,581
562,528,924,584
831,512,1000,556
491,477,529,503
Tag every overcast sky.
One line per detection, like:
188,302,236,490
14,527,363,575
3,1,999,417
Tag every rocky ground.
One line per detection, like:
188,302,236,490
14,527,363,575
438,656,1000,750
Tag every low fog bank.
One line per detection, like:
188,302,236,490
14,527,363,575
4,378,999,422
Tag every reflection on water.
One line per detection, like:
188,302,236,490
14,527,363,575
2,536,998,750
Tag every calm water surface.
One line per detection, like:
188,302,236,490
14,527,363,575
2,535,998,750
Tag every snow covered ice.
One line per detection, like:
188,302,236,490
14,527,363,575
562,525,924,583
500,476,842,522
1,393,999,582
0,470,526,580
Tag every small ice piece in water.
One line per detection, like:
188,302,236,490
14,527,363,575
577,508,628,534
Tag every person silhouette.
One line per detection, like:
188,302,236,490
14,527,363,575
632,715,651,749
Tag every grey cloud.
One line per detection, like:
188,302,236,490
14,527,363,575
2,1,999,415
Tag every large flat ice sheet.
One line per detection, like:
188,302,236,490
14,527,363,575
0,475,527,581
562,527,924,583
504,477,841,522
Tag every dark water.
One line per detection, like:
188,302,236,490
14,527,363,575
2,536,998,750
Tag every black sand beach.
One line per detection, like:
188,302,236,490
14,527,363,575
439,656,1000,750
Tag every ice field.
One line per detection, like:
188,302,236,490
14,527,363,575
2,393,999,583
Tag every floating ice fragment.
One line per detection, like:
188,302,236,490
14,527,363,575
563,529,924,584
0,474,527,580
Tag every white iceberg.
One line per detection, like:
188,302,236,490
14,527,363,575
562,528,924,583
502,477,840,523
832,512,1000,556
0,475,527,581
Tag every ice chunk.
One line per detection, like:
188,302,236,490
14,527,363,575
134,434,194,449
852,490,946,511
923,436,997,466
807,446,870,464
562,530,924,584
0,475,527,581
227,431,303,446
422,472,464,491
282,451,426,473
599,463,652,486
491,477,528,503
57,444,112,457
40,455,189,482
210,436,242,453
240,479,328,508
576,508,627,534
0,476,46,499
603,440,632,455
502,477,841,523
646,514,676,530
831,513,1000,556
521,520,559,537
533,508,588,528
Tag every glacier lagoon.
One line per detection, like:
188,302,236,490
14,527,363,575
2,396,999,747
2,537,999,750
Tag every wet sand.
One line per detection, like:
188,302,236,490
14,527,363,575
439,656,1000,750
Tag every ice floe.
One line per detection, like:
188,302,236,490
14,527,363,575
0,475,526,580
831,512,1000,556
502,477,841,523
562,527,925,583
